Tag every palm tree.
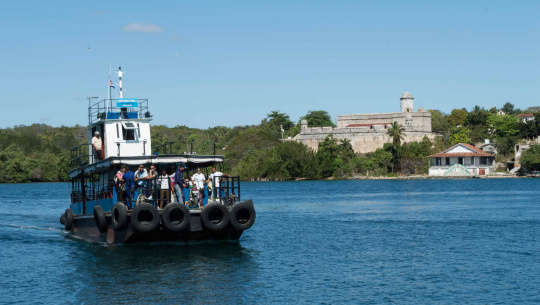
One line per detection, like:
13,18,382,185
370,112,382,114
386,121,405,172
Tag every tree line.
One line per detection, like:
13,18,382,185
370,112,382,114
2,102,540,183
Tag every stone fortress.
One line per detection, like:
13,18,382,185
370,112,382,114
293,92,433,154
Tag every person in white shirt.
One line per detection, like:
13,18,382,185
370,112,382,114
158,169,171,208
207,166,230,201
191,168,206,207
91,131,103,162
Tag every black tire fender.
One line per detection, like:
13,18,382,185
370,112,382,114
229,200,256,231
130,203,160,233
161,203,191,232
201,204,230,231
112,202,128,231
64,209,73,231
60,213,66,225
93,205,108,233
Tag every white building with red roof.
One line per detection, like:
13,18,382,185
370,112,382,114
517,113,534,123
428,143,496,176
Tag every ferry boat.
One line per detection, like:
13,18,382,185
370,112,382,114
60,67,256,244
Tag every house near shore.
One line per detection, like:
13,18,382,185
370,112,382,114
517,113,534,123
428,143,495,176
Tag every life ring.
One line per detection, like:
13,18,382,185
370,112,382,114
229,200,256,231
130,203,160,233
64,209,73,231
201,204,230,231
60,213,65,225
161,203,191,232
112,202,128,230
93,205,108,233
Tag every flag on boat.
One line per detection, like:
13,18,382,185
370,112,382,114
109,79,115,89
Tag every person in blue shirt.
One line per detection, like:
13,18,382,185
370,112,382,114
122,165,135,209
134,164,149,197
173,165,187,204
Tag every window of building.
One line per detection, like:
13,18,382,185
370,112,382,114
446,157,450,165
480,157,488,165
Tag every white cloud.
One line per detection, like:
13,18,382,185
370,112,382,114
123,23,164,33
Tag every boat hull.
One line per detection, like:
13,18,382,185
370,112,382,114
70,211,244,244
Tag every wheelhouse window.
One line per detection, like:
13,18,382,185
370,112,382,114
121,122,137,140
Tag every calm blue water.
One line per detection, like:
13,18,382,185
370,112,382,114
1,179,540,304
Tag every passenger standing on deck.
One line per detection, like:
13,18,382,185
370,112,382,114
115,167,126,202
192,168,206,208
92,131,103,162
122,165,135,209
158,169,171,208
173,165,187,204
208,166,230,201
147,165,157,201
134,165,149,197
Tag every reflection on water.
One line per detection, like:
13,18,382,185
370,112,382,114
70,242,258,304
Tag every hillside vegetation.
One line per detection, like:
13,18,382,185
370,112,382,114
1,102,539,183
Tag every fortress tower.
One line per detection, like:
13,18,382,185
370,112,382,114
400,92,414,112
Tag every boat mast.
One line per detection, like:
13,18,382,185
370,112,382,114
118,66,124,98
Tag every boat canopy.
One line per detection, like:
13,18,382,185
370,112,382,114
68,154,224,178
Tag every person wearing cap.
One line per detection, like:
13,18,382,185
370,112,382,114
173,165,187,204
92,131,103,161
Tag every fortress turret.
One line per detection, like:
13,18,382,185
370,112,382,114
400,92,414,113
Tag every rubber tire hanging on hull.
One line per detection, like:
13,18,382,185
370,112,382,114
161,203,191,232
60,213,65,225
130,203,160,233
93,205,108,233
112,202,128,230
64,209,73,231
201,204,230,231
229,200,256,231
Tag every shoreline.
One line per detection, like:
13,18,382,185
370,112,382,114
0,174,534,184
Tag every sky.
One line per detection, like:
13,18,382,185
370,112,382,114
0,0,539,129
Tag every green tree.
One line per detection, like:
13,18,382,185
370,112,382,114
448,109,468,126
315,135,355,178
501,102,516,115
301,110,335,127
428,109,450,134
386,121,405,172
486,114,519,138
261,111,294,137
520,145,540,172
466,106,488,126
449,127,472,145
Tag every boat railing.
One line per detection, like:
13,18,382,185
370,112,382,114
88,99,151,125
213,176,241,206
152,142,175,155
111,175,241,208
70,143,93,168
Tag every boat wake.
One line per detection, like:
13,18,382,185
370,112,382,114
0,223,63,232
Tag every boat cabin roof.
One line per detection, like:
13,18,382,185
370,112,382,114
68,154,224,178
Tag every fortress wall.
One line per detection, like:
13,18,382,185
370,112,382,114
296,92,433,154
337,113,396,127
294,130,434,154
